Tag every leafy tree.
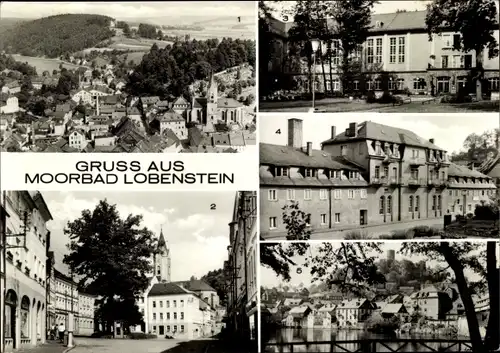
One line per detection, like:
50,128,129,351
282,201,311,240
123,23,131,37
425,0,499,100
63,199,158,332
329,0,377,93
0,14,114,58
138,23,157,39
260,242,309,281
401,241,498,352
201,268,227,305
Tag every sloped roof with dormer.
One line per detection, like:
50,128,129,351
322,121,445,151
448,163,492,179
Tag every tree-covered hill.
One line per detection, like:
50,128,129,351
0,14,115,58
127,37,256,98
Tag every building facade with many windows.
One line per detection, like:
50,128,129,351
225,191,258,347
260,119,496,237
1,191,52,351
265,10,499,96
53,269,78,334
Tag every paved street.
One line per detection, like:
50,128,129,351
72,337,213,353
16,341,66,353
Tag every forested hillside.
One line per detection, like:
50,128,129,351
127,37,256,98
0,14,115,58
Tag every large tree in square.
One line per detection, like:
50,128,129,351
63,199,158,332
425,0,499,101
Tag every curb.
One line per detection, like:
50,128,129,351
63,345,77,353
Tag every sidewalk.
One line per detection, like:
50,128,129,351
15,341,67,353
205,339,257,353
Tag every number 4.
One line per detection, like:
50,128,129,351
275,129,281,134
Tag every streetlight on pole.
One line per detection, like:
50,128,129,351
310,39,321,112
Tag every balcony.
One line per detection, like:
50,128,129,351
382,155,398,164
408,178,425,187
408,158,425,166
428,179,449,188
371,176,388,186
389,178,402,186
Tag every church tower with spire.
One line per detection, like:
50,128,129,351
153,228,171,283
205,71,218,128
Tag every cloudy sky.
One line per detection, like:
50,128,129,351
42,191,236,280
259,113,499,155
1,1,256,21
260,241,492,288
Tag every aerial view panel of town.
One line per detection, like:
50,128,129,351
0,2,256,153
260,241,499,352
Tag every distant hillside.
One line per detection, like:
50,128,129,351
0,14,115,58
0,18,30,34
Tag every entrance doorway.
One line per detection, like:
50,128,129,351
360,210,367,225
159,326,164,335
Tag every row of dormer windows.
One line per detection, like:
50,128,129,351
274,167,361,180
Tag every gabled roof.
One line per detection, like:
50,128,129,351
171,279,216,292
172,96,189,106
149,282,189,296
381,303,407,314
448,163,491,179
217,98,242,108
322,121,444,151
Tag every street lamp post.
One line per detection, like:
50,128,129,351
310,39,321,111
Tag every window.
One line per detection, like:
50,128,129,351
489,77,499,91
437,195,441,211
166,301,170,308
374,79,381,90
353,80,359,90
269,217,277,229
180,312,184,320
397,78,405,90
442,34,452,48
268,189,277,201
452,55,461,68
160,313,163,320
361,189,367,199
437,77,450,93
387,196,392,214
305,168,314,177
388,78,396,90
173,300,177,308
415,195,420,212
320,214,327,225
180,325,185,333
413,78,426,90
153,301,156,308
331,40,341,66
375,38,383,63
174,312,177,319
276,167,288,177
392,167,398,180
453,34,460,48
304,189,312,200
334,213,340,223
367,39,374,64
398,37,405,63
319,189,327,200
374,166,380,178
153,313,156,320
383,166,389,178
159,301,163,308
334,190,341,199
180,300,184,307
287,189,295,201
348,190,354,199
379,196,385,214
167,313,170,320
341,145,348,156
389,37,397,63
441,55,449,69
464,55,472,69
409,196,413,212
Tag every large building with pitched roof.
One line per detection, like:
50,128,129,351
132,229,219,339
260,118,496,237
264,9,499,95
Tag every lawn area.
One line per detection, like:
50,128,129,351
11,54,86,74
259,97,500,113
444,219,499,238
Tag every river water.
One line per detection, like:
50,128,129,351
263,328,470,352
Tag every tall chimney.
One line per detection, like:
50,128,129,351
288,118,303,149
331,126,336,139
96,95,100,116
429,138,435,144
307,142,313,156
349,122,358,137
